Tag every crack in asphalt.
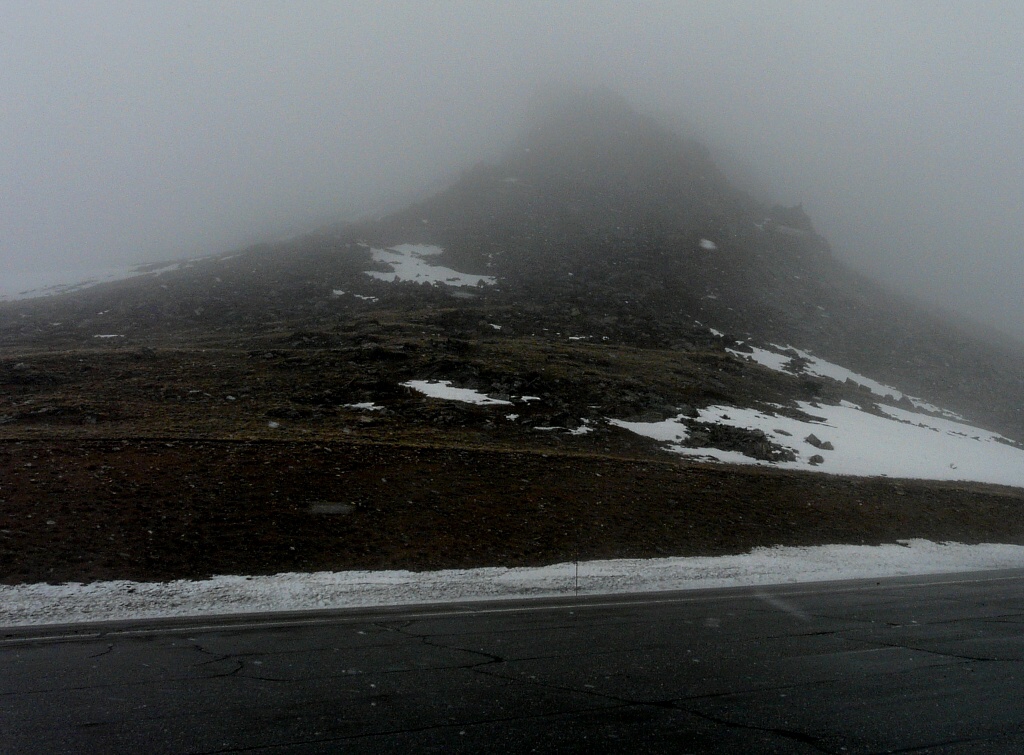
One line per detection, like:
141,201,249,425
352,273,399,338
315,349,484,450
373,620,506,669
190,643,245,677
193,702,633,753
197,621,551,683
470,663,835,752
852,637,1002,663
679,704,832,752
0,642,247,697
88,643,114,659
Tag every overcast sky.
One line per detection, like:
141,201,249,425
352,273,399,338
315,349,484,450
2,1,1023,338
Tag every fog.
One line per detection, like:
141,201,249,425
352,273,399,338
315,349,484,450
3,1,1022,339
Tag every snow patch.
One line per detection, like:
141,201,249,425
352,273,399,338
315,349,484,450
532,420,592,435
365,244,496,288
403,380,512,406
609,416,689,443
613,401,1024,487
727,345,792,372
332,290,378,302
569,420,594,435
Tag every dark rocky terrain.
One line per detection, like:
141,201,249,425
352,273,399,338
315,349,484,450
3,91,1024,584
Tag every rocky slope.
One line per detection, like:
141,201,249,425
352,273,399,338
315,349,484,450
2,90,1023,584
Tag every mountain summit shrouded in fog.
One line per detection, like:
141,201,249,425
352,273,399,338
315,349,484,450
345,91,1023,434
6,3,1024,343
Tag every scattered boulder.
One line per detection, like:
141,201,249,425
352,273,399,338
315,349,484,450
687,422,796,462
804,433,834,450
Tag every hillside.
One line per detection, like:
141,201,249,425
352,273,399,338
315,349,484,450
2,91,1024,584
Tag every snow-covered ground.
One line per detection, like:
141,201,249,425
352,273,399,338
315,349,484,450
365,243,496,287
607,339,1024,488
614,401,1024,487
3,541,1022,627
403,346,1024,488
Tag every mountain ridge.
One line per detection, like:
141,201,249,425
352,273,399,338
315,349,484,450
3,91,1023,441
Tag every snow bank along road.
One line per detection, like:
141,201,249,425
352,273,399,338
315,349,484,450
4,569,1024,753
4,540,1024,627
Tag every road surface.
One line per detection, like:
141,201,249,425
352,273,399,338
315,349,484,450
3,570,1024,753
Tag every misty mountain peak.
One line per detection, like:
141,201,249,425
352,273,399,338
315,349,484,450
519,86,674,156
510,87,724,197
370,88,755,255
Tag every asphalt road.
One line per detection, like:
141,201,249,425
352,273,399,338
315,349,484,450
3,570,1024,754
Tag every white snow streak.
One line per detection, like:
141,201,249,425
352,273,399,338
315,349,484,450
732,343,965,418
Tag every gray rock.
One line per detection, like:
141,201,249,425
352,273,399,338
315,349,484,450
804,433,833,450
